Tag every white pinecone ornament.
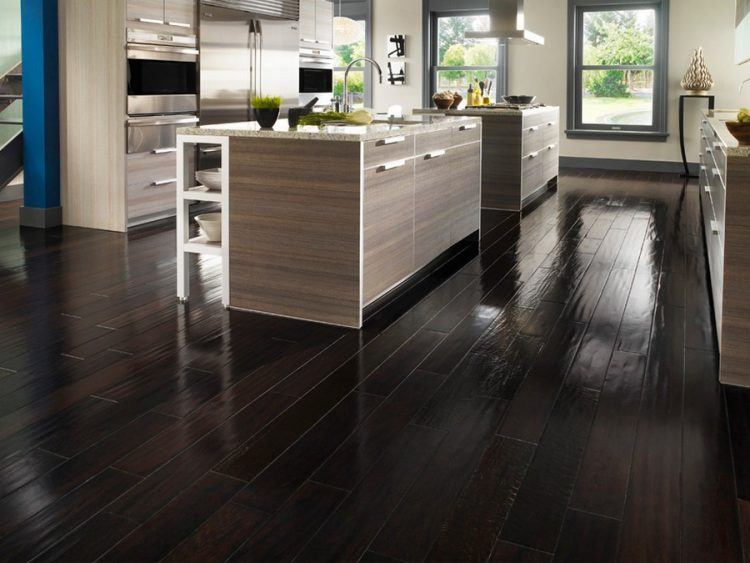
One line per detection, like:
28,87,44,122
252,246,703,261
681,47,714,94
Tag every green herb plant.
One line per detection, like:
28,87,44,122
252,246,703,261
251,95,283,109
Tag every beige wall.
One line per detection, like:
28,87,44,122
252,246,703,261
371,0,424,113
509,0,748,164
377,0,746,165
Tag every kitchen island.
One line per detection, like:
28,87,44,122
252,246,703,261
176,115,482,328
416,106,560,211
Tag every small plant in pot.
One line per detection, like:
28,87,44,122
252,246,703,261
252,95,282,129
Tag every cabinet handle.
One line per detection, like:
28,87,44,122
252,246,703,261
459,124,478,131
200,147,222,154
547,144,555,150
710,220,720,235
300,38,318,44
152,147,177,154
152,178,177,186
713,142,724,152
528,151,539,159
136,17,164,24
527,126,539,132
426,150,446,159
712,167,721,177
703,185,711,193
547,121,554,126
167,21,192,28
378,160,406,171
379,135,406,146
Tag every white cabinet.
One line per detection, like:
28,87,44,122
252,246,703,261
299,0,333,49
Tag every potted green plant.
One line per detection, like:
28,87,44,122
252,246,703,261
251,95,282,129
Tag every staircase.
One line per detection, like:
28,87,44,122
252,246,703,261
0,62,23,192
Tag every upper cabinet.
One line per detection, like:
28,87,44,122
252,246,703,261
127,0,165,25
165,0,196,29
127,0,196,30
299,0,333,49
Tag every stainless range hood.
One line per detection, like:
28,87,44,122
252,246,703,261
465,0,545,46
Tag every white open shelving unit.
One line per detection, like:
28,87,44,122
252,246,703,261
176,134,230,307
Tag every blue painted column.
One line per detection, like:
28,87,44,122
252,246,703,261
19,0,61,228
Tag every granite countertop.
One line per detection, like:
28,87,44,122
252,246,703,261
415,106,559,117
177,115,481,142
704,109,749,156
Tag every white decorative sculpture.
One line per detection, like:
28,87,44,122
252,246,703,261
681,47,715,94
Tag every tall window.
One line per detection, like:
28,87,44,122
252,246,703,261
429,12,505,106
334,17,367,108
567,0,669,140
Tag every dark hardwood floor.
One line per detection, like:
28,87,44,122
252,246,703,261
0,169,746,562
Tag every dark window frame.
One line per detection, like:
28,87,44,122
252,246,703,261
566,0,670,141
422,7,508,107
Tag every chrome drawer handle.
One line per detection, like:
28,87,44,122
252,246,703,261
152,147,177,154
426,150,446,159
528,151,539,159
710,220,720,235
135,17,164,24
300,38,318,44
379,136,406,146
152,178,176,186
527,126,539,132
379,160,406,171
168,21,191,28
200,147,222,154
712,168,721,177
459,124,478,131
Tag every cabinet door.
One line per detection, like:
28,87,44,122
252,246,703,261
315,0,334,48
127,0,165,25
415,150,454,269
451,143,481,243
165,0,196,30
363,160,416,304
299,0,317,45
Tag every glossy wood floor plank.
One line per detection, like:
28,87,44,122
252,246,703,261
0,171,744,562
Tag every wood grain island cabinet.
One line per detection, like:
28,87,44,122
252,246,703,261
698,110,750,387
415,106,560,212
177,116,482,328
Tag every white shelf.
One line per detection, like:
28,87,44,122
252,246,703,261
184,235,223,256
183,186,223,203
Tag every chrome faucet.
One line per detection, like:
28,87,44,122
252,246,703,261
343,57,383,113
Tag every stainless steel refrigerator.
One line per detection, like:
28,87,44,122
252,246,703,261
199,0,300,126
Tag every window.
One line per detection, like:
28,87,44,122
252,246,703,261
334,17,367,109
428,12,506,107
567,0,669,140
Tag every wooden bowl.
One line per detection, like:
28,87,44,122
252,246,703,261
433,96,454,110
725,121,750,145
451,93,463,109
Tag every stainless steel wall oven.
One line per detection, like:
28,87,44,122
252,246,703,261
126,28,199,115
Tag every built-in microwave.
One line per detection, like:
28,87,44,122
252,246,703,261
300,67,333,95
299,47,334,107
126,29,199,115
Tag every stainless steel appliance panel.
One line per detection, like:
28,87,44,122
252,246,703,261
199,5,254,125
202,0,299,20
127,114,199,153
255,18,300,111
199,3,299,125
128,94,198,115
